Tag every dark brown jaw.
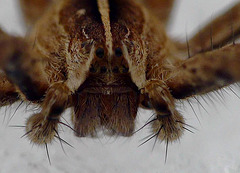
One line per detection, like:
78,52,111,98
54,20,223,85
72,75,140,137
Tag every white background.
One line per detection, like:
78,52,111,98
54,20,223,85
0,0,240,173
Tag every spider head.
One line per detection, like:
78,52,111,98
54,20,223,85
88,46,130,83
73,44,140,137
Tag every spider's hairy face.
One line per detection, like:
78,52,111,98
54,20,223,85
75,49,140,136
59,0,142,136
3,0,240,157
73,42,140,136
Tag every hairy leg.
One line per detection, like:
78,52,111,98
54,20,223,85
167,44,240,99
138,0,175,25
142,80,184,142
19,0,54,25
179,2,240,56
0,29,68,144
26,82,71,144
0,29,48,101
0,74,19,106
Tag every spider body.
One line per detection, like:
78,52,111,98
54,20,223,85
1,0,240,147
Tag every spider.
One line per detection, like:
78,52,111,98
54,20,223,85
0,0,240,162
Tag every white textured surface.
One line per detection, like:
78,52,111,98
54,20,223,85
1,0,240,172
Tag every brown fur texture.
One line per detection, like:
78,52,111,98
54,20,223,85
74,76,139,136
167,44,240,99
138,0,175,25
1,0,240,145
0,74,19,106
20,0,54,25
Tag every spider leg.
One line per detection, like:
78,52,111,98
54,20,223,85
0,29,48,101
25,82,71,145
0,30,69,144
167,44,240,99
19,0,54,25
179,2,240,56
138,0,175,26
0,73,19,107
142,79,185,142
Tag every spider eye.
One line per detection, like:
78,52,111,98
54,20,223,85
122,65,129,73
96,48,104,58
112,66,119,73
115,47,123,57
100,66,107,73
90,65,97,73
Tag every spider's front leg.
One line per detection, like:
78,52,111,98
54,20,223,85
142,79,184,142
0,30,19,105
0,73,19,106
26,82,71,145
181,2,240,56
0,29,48,101
0,29,70,145
0,31,19,106
167,44,240,100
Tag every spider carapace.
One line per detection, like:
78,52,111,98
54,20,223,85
1,0,240,147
